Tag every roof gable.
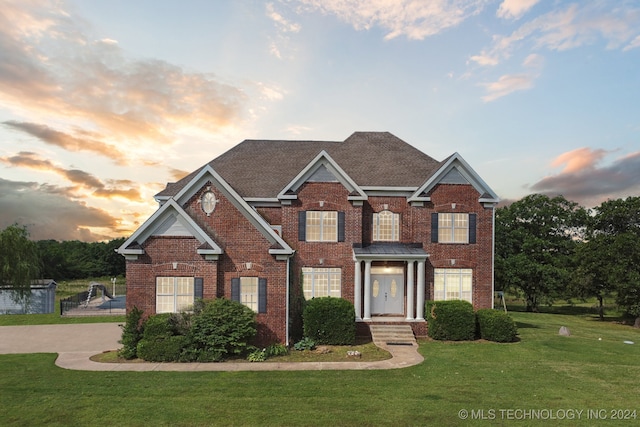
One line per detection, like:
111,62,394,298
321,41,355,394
117,199,223,260
408,153,499,205
172,165,294,257
277,150,367,202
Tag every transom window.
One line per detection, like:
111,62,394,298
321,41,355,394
306,211,338,242
156,277,194,313
433,269,472,303
438,213,469,243
240,277,258,312
373,210,400,241
302,267,341,299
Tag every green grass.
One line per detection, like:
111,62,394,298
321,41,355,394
2,311,639,426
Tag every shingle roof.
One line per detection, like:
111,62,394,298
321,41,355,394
157,132,443,199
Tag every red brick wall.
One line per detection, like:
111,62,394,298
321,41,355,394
126,182,289,346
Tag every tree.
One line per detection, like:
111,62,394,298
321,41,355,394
495,194,587,312
0,225,42,312
581,197,640,325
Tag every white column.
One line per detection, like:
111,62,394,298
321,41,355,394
416,260,426,320
405,261,415,320
354,260,362,320
363,260,372,320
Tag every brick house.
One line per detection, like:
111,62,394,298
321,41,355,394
118,132,499,345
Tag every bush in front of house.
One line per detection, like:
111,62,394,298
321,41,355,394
303,297,355,345
135,313,186,362
118,306,145,359
426,300,476,341
185,298,257,362
476,309,518,342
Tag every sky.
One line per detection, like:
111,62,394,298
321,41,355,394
1,0,639,242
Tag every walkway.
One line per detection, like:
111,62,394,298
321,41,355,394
0,323,424,371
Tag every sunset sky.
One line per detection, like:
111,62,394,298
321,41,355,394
1,0,639,242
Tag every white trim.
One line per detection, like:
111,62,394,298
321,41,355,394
173,165,294,256
117,199,222,259
277,150,367,202
409,153,500,203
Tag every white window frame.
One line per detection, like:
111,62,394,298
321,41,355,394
438,213,469,244
373,210,400,242
240,277,259,312
302,267,341,299
433,269,473,303
306,211,338,242
156,277,194,313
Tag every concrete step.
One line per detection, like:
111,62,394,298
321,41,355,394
369,324,417,346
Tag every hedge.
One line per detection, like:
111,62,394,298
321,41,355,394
426,300,476,341
303,297,355,345
476,309,518,342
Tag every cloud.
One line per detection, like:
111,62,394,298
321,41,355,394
3,121,129,164
0,151,142,201
496,0,539,20
293,0,490,40
0,1,248,154
0,177,122,242
471,3,640,67
530,149,640,206
480,54,543,101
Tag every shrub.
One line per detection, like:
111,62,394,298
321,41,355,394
476,309,518,342
293,337,316,351
137,335,189,362
186,298,257,362
426,300,476,341
118,306,145,359
265,343,288,357
142,313,176,339
247,348,267,362
303,297,355,345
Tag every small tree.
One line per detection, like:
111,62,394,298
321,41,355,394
118,306,145,359
0,224,41,313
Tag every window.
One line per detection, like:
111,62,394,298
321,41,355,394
231,277,267,313
299,211,345,242
373,211,400,241
432,213,476,244
156,277,194,313
306,211,337,241
302,267,341,299
239,277,258,312
433,269,472,303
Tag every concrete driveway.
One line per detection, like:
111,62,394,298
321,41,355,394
0,323,424,371
0,323,122,354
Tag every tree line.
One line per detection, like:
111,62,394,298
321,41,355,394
496,195,640,324
0,224,125,298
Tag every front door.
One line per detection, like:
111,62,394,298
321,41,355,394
371,270,404,315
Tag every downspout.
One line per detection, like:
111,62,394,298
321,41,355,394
285,255,290,347
491,204,496,309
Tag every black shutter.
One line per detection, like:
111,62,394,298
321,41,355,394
194,277,203,299
258,278,267,313
431,213,439,243
231,278,240,302
298,211,306,241
468,214,477,244
338,212,345,242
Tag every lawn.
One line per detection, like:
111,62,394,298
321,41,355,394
1,310,639,426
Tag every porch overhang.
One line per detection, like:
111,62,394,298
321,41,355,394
353,243,429,262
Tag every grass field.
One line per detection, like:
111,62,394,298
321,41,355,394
1,310,639,426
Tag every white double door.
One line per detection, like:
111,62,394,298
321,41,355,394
371,268,404,315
